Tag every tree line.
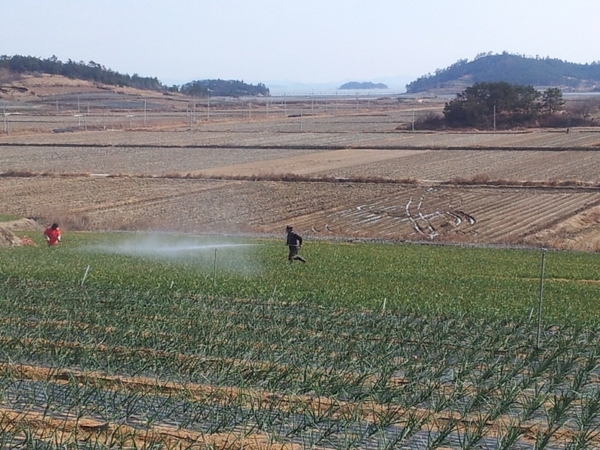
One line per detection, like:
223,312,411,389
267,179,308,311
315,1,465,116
0,55,163,91
0,55,270,97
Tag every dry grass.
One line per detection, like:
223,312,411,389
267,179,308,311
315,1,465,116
4,169,600,192
32,208,93,232
190,172,419,185
1,170,418,185
31,208,176,232
0,170,91,178
0,169,46,178
445,174,600,189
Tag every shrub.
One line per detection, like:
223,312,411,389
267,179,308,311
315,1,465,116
397,112,446,131
537,113,588,128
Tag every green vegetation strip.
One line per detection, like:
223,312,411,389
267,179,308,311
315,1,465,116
2,232,599,322
0,232,599,448
0,214,21,222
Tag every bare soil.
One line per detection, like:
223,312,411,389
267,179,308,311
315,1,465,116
2,80,600,251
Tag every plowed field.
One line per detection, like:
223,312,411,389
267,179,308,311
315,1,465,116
2,106,600,251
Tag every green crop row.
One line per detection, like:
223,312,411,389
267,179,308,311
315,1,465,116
2,231,600,324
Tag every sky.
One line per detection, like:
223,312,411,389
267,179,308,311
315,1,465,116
2,0,600,92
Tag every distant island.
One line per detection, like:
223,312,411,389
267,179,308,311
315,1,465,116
339,81,388,90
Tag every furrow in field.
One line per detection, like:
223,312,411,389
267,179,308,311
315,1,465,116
0,406,295,450
73,183,243,215
476,193,599,242
0,336,409,393
519,197,600,238
483,192,574,228
462,193,525,223
1,363,597,449
315,149,600,183
471,196,562,240
488,199,580,239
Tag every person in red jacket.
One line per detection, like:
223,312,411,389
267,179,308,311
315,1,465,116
44,223,61,246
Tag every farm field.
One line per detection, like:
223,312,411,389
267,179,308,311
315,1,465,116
2,177,600,251
3,126,600,149
3,142,600,182
1,233,600,449
2,88,600,449
3,112,600,251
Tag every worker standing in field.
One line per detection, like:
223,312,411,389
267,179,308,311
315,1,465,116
286,225,306,263
43,223,61,246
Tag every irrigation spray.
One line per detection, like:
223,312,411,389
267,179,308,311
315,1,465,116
81,234,264,277
84,235,259,256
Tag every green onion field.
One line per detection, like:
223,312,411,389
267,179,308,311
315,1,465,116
0,231,599,449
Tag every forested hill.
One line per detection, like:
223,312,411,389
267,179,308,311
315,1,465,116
0,55,270,97
406,52,600,94
0,55,164,91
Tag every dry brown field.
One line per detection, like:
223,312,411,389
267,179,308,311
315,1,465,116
2,88,600,251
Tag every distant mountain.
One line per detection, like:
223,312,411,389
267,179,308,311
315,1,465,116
406,52,600,94
339,81,388,90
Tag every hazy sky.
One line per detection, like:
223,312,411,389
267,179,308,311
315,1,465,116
3,0,600,90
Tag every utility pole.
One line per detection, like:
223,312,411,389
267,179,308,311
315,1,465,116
493,104,496,130
207,91,210,120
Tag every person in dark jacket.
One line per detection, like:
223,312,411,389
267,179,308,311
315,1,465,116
285,225,306,263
